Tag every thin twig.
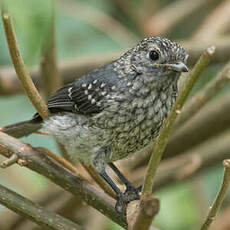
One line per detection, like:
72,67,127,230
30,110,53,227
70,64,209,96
0,131,126,228
1,11,50,120
81,163,117,199
141,46,215,198
0,183,84,230
200,159,230,230
175,59,230,127
164,93,230,159
131,130,230,191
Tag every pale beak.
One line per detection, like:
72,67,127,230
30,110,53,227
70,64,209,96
155,62,189,72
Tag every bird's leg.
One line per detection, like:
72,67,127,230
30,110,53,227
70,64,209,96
93,149,140,219
100,169,133,219
108,162,141,199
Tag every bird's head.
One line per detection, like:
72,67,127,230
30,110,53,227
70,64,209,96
116,37,188,88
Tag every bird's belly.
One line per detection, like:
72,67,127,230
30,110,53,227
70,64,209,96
108,119,161,162
107,106,168,161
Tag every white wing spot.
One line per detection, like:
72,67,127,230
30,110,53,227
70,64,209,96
84,90,88,95
100,83,106,88
68,87,73,99
88,84,92,90
74,104,79,111
82,83,87,88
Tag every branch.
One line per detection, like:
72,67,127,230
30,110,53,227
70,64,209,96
141,46,215,198
128,197,159,230
1,11,50,120
35,147,84,179
80,163,117,199
175,59,230,127
133,130,230,191
200,159,230,230
164,92,230,159
0,187,84,230
0,183,84,230
0,131,126,228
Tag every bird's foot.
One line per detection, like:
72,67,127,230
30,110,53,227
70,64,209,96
115,185,141,220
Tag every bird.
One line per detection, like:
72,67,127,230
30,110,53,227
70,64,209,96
2,36,188,218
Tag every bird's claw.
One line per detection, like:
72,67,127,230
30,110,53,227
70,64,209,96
115,185,141,220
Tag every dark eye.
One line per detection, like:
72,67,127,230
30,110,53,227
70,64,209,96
149,50,159,61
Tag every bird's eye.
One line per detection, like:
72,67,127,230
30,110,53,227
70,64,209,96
149,50,159,61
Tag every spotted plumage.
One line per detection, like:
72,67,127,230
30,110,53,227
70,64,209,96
4,36,188,216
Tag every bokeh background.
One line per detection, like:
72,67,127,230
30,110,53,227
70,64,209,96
0,0,230,229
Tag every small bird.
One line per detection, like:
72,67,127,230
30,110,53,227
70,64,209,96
2,36,188,217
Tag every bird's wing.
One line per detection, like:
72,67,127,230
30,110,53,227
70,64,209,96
47,64,118,116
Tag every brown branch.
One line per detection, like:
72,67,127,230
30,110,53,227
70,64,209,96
0,183,84,230
1,11,50,120
35,147,84,179
0,131,126,228
0,187,84,230
192,0,230,41
128,197,159,230
164,92,230,159
81,163,117,199
200,159,230,230
175,59,230,127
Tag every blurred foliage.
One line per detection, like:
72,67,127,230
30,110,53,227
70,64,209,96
0,0,229,230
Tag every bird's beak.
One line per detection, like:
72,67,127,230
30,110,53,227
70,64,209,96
155,62,189,72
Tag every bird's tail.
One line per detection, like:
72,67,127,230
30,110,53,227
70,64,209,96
0,119,42,138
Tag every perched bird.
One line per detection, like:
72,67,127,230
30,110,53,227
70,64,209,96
2,36,188,217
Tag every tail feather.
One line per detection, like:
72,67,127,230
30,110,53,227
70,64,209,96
0,119,42,138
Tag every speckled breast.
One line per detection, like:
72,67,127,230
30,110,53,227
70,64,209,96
94,86,177,162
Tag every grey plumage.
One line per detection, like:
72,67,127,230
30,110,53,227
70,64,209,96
42,36,188,172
